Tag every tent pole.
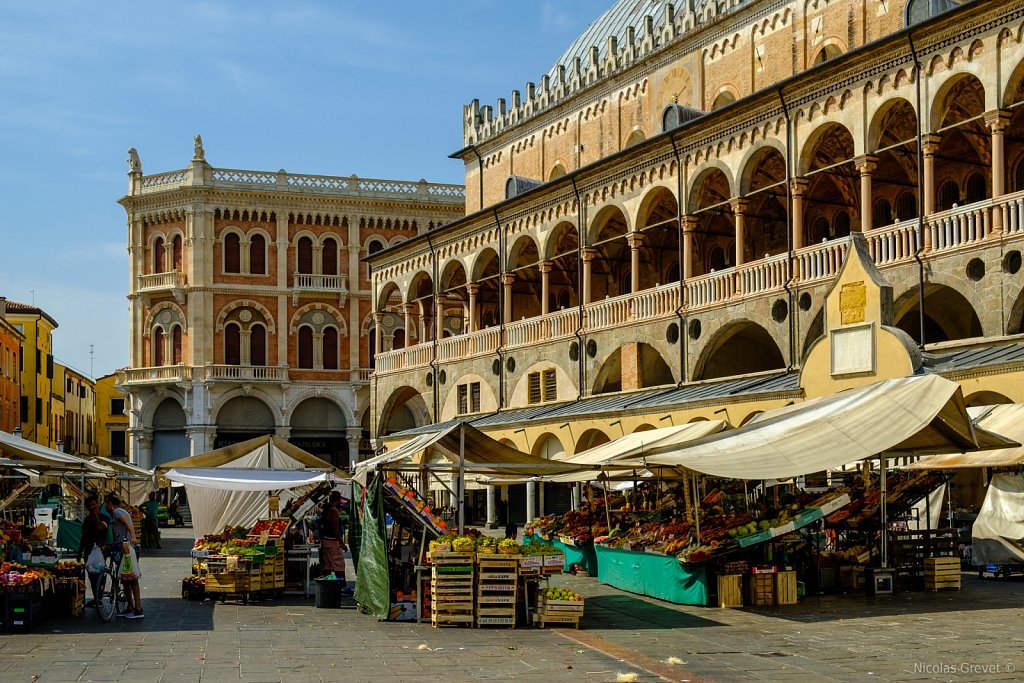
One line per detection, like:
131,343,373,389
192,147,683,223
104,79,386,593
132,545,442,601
458,424,466,532
880,453,888,569
693,472,701,542
602,469,612,533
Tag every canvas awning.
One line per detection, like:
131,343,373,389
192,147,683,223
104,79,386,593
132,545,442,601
353,422,575,486
0,430,113,474
903,404,1024,469
622,375,1017,480
164,467,337,490
481,420,729,485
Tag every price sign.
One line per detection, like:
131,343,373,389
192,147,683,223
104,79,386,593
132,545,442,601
259,530,270,545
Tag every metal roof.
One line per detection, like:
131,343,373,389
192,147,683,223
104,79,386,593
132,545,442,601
547,0,667,79
922,342,1024,374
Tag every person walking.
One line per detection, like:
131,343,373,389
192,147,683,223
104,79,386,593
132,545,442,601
142,492,160,549
78,494,108,608
104,494,144,619
319,491,348,582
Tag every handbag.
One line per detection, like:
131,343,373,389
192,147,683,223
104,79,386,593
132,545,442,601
86,543,105,575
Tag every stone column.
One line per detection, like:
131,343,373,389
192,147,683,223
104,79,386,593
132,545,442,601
681,215,698,281
186,426,215,456
986,109,1012,234
581,247,597,305
539,261,552,315
627,232,644,294
434,293,446,343
466,284,479,333
486,485,498,529
346,426,363,468
854,154,878,232
373,311,384,359
791,178,809,251
417,299,428,342
731,198,749,267
922,134,941,218
133,431,153,470
501,273,515,324
571,483,581,510
403,303,414,345
525,481,536,524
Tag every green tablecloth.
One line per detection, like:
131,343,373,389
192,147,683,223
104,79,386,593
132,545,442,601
522,534,598,575
594,544,708,606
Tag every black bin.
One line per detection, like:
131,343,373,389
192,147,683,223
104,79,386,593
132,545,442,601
315,578,343,609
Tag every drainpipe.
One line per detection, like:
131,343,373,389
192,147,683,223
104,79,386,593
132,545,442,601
909,32,927,348
777,85,798,370
493,208,506,410
469,146,485,212
426,232,439,421
669,133,688,385
570,177,586,401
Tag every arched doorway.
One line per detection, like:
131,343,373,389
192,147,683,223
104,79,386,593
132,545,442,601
893,285,983,344
290,398,348,467
635,187,681,289
932,74,988,211
689,167,735,276
696,321,786,380
214,396,275,448
802,123,858,241
151,398,187,468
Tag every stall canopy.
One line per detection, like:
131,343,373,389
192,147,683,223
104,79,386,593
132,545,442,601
971,472,1024,565
903,404,1024,469
0,430,113,475
482,420,730,484
157,435,347,537
621,375,1016,480
353,422,576,486
90,456,154,506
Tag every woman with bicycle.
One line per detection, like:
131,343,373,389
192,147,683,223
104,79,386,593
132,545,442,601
104,494,144,619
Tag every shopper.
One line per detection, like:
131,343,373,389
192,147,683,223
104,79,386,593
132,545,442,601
320,491,348,582
168,498,184,527
141,492,161,549
104,493,144,619
78,494,108,608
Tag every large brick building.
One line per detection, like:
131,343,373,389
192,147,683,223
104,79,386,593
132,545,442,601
368,0,1024,523
118,141,464,468
0,298,25,434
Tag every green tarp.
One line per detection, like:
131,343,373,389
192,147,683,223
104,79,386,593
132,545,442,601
354,474,389,619
55,517,82,553
594,544,708,606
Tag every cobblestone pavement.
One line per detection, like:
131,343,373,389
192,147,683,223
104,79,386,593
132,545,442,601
2,528,1022,683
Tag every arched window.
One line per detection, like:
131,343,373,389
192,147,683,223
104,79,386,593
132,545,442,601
323,327,339,369
811,216,831,243
297,237,314,274
153,327,164,366
322,238,338,275
708,246,726,271
393,328,406,350
250,234,266,275
298,326,314,368
225,323,241,365
937,180,960,211
872,199,892,228
251,324,266,366
833,211,851,237
367,240,384,255
813,44,842,65
1014,158,1024,193
711,91,735,111
172,235,183,271
154,238,165,273
895,192,917,221
558,290,571,310
965,172,987,204
224,233,241,273
172,325,182,365
548,163,567,180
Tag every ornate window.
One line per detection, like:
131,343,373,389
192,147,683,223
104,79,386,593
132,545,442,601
153,327,164,366
872,199,892,229
250,324,266,366
172,235,183,271
154,237,166,273
965,172,987,204
224,233,241,273
811,216,831,243
367,239,384,255
937,180,960,211
323,327,339,369
895,192,917,221
833,211,851,237
297,237,314,274
225,323,241,365
322,237,338,275
250,234,266,275
298,326,314,368
172,325,182,364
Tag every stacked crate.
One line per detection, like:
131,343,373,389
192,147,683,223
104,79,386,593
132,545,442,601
475,554,518,628
924,556,961,591
748,572,775,606
429,552,474,627
204,556,252,602
535,594,584,628
260,551,285,593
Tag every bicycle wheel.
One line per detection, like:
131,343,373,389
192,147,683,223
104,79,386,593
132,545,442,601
96,572,116,622
113,578,126,616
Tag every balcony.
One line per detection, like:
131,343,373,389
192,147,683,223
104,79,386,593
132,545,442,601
292,273,348,306
205,365,289,382
137,271,186,302
372,191,1024,378
119,365,192,385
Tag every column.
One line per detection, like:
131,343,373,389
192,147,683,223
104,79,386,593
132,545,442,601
486,485,498,529
275,426,291,440
525,481,536,524
539,261,552,315
501,273,515,324
854,154,878,232
346,426,363,468
466,284,479,333
581,247,597,305
186,426,215,456
922,134,941,218
627,232,644,294
986,109,1012,235
417,300,428,342
571,483,581,510
731,199,749,267
133,431,153,470
434,293,446,342
681,215,698,281
791,178,809,251
373,311,384,359
403,303,414,345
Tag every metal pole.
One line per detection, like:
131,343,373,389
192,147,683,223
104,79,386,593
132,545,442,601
880,453,888,569
693,472,701,542
457,424,466,532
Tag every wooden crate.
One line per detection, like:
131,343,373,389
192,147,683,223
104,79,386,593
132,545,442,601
774,571,798,605
429,552,475,565
476,555,517,628
924,556,961,591
205,571,250,593
535,599,584,629
748,573,775,606
717,574,743,608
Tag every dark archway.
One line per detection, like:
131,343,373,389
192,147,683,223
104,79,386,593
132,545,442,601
696,321,786,380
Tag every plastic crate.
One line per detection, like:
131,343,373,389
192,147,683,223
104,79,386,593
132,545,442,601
7,592,43,633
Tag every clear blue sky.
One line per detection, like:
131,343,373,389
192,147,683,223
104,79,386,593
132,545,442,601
0,1,600,379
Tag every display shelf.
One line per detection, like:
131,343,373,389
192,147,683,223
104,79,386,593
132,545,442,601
739,494,852,548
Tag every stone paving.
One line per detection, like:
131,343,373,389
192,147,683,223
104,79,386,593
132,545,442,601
2,528,1023,682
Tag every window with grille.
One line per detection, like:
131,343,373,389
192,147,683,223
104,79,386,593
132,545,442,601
457,382,481,415
543,369,557,401
470,382,481,413
457,384,468,414
528,372,542,404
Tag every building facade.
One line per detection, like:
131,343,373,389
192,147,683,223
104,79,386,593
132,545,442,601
95,373,129,460
0,298,25,434
118,142,465,469
368,0,1024,521
59,364,96,456
4,301,58,447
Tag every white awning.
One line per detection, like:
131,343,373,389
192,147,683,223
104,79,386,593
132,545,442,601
0,430,113,474
904,404,1024,469
164,467,335,491
623,375,1016,480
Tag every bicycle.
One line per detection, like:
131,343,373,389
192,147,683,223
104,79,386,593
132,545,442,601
95,552,129,622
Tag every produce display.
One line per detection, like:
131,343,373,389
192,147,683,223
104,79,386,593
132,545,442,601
249,519,289,539
826,471,945,527
544,586,583,602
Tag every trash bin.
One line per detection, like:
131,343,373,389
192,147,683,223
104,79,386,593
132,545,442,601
315,578,343,609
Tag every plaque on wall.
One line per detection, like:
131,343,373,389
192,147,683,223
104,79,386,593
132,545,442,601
831,324,874,376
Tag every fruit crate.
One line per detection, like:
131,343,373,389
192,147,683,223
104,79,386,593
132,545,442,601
774,571,798,605
476,555,517,628
541,554,564,575
429,551,475,565
748,573,775,606
6,592,43,633
431,553,474,628
924,556,961,591
535,597,584,629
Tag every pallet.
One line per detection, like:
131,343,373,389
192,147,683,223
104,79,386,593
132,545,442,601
432,613,474,626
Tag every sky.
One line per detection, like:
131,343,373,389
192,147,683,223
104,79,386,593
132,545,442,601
0,1,602,379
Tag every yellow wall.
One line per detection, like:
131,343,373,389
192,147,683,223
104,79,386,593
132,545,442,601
95,373,129,459
7,309,57,446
